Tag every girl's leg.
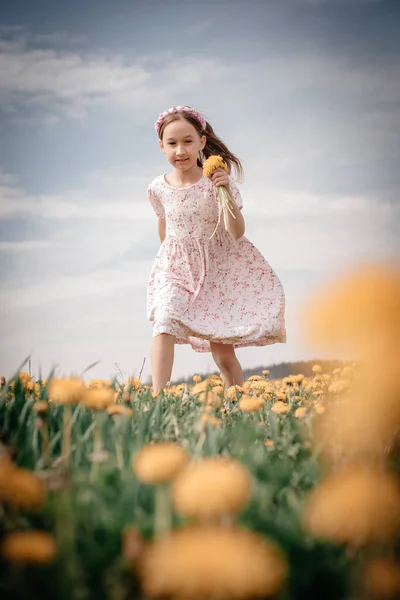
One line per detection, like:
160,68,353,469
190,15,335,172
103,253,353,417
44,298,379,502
210,342,244,388
151,333,175,394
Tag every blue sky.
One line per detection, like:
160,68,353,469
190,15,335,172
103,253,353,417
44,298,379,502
0,0,399,382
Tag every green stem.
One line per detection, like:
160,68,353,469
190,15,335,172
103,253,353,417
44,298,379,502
115,440,124,470
90,412,103,482
154,484,171,538
62,405,72,473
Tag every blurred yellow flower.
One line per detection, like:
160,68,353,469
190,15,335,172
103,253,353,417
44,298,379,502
239,395,264,413
172,457,251,520
107,405,133,417
193,375,202,383
32,401,49,414
294,407,308,419
303,467,400,546
1,531,56,565
271,401,291,415
81,388,114,410
0,463,46,510
139,526,287,600
133,443,188,484
48,377,85,405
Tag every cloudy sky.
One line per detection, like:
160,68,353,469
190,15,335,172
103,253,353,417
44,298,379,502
0,0,399,383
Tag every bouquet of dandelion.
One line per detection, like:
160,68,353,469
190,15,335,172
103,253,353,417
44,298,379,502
203,155,236,239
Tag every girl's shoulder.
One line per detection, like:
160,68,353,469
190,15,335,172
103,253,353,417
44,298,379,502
147,174,165,194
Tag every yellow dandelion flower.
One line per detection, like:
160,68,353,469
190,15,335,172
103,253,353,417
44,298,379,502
294,407,308,419
262,369,270,376
303,467,400,546
80,388,115,410
0,463,46,510
239,395,264,413
107,404,133,417
271,401,291,415
125,377,141,391
48,377,85,405
1,531,56,565
172,457,251,520
193,375,202,383
32,401,49,414
139,526,287,600
247,375,264,382
133,443,188,484
202,155,228,178
312,365,322,374
264,440,274,448
226,385,239,401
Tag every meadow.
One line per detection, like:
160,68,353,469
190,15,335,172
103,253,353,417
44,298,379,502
0,263,399,600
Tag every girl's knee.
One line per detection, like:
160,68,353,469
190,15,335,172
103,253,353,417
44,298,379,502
211,344,236,371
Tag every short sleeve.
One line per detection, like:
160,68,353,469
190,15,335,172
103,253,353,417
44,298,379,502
228,176,243,210
148,185,165,219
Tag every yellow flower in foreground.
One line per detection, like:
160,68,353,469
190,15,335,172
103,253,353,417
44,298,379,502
303,263,400,356
133,443,188,484
193,375,202,383
239,395,264,413
271,401,291,415
172,457,251,520
1,531,56,565
303,468,400,546
81,388,114,410
107,404,133,417
48,377,85,405
0,462,46,510
202,155,228,178
139,526,287,600
294,407,308,419
33,401,49,414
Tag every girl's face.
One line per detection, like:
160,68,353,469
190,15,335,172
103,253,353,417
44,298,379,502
159,117,206,172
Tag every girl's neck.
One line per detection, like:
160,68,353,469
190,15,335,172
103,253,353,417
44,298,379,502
167,166,203,187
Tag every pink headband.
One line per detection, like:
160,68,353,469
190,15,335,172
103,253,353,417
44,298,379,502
154,105,207,135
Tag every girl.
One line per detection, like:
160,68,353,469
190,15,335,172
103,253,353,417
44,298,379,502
147,105,286,393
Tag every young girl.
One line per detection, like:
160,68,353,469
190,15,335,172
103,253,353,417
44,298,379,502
147,105,286,393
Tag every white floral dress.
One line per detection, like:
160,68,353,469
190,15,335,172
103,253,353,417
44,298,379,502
147,174,286,352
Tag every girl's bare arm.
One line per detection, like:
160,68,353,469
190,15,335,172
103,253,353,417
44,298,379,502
158,217,166,243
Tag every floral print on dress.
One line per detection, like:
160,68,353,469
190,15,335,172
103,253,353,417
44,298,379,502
147,173,286,352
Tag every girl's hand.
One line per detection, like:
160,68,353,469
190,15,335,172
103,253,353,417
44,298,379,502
210,168,230,189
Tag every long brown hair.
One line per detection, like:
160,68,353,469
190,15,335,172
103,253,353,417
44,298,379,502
158,111,243,182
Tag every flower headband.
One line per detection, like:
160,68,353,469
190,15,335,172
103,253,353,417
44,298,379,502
154,105,207,135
